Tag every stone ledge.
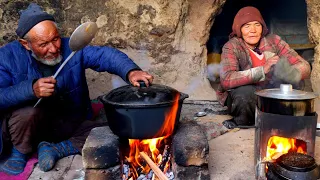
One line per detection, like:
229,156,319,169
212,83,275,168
82,126,120,169
85,165,121,180
172,162,210,180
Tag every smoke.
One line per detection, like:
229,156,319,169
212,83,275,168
207,63,221,82
183,64,221,95
183,73,203,95
111,75,127,89
261,59,305,91
111,50,152,89
134,50,152,70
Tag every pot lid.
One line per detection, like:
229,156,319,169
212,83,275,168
255,84,317,100
100,81,188,107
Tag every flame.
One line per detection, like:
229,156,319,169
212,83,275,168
125,93,180,179
265,136,307,161
155,93,180,138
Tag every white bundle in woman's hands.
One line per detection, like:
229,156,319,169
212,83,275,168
274,57,301,85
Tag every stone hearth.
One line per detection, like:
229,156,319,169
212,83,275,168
81,100,227,180
82,122,209,180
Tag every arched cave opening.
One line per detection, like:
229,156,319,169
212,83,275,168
206,0,314,90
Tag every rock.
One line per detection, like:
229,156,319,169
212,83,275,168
82,126,120,169
172,161,209,180
172,121,209,166
60,0,218,101
311,45,320,95
0,9,3,20
85,165,121,180
96,15,108,28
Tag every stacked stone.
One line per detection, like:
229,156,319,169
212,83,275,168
82,126,121,180
172,121,210,180
82,122,210,180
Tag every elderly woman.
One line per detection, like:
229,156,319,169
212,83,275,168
217,6,311,128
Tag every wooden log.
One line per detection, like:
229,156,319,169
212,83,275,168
271,152,285,160
139,152,168,180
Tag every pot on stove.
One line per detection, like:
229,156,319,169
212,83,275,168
255,84,317,116
267,152,320,180
99,81,189,139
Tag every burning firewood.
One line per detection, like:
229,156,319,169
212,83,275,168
271,152,285,160
139,152,169,180
261,152,286,164
159,145,170,171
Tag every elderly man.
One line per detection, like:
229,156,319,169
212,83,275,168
0,3,153,175
217,6,310,129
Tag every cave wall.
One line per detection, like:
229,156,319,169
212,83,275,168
1,0,320,101
0,1,64,43
60,0,224,100
307,0,320,95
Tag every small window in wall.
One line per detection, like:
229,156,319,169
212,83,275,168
206,0,314,84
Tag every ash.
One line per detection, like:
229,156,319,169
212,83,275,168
122,164,174,180
136,170,174,180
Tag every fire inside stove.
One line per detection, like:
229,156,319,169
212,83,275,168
121,94,180,180
122,138,173,180
265,135,307,161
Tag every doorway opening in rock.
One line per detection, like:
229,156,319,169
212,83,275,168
206,0,314,91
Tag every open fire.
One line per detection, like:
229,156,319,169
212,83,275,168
122,138,173,180
122,94,180,180
265,136,307,161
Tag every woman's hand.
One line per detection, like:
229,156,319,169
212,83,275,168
274,57,301,85
263,55,279,74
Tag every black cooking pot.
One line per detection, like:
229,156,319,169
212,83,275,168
266,152,320,180
99,81,189,139
256,84,317,116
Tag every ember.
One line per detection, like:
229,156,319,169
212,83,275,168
265,136,307,161
121,94,180,180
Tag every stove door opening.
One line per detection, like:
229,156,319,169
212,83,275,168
265,135,307,162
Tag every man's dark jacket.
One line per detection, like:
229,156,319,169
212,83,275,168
0,38,140,153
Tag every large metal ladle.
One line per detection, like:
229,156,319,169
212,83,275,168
34,22,98,107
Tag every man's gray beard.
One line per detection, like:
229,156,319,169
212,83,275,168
31,51,62,66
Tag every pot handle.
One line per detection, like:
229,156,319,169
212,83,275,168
139,81,147,87
136,80,152,87
180,92,189,100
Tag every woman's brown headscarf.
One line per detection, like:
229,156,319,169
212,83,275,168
229,6,269,39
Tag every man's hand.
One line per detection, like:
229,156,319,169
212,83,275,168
263,55,279,74
128,70,154,87
33,77,57,98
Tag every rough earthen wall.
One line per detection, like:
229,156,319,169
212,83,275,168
0,0,319,101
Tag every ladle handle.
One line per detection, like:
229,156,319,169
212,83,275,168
33,51,77,108
53,51,76,78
